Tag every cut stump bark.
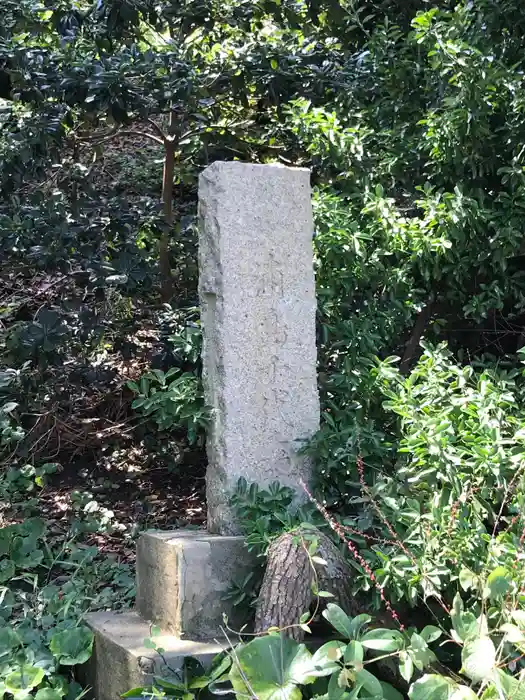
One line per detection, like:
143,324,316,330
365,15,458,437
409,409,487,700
253,526,407,687
254,527,359,641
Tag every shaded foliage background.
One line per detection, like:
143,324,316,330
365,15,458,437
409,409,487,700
3,0,525,694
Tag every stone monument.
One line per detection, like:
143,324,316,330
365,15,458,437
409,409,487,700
85,162,320,700
199,162,319,534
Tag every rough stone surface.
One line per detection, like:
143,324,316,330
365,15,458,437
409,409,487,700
136,530,253,639
198,161,320,534
83,610,223,700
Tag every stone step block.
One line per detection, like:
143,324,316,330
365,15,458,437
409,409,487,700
136,530,253,639
84,610,224,700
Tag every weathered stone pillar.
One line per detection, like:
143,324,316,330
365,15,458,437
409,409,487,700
199,162,320,534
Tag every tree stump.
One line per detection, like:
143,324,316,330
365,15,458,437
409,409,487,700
254,527,360,641
254,526,406,688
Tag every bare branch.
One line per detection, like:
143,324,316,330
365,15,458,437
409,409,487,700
179,120,254,143
75,126,164,146
146,118,167,141
76,126,120,142
118,130,164,145
179,125,207,141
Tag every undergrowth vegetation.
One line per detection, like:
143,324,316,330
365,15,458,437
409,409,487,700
3,0,525,697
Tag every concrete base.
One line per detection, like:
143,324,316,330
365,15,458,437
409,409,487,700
83,611,225,700
136,530,253,639
83,530,254,699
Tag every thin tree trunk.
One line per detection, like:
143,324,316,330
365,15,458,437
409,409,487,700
399,302,434,375
71,138,79,218
160,138,175,301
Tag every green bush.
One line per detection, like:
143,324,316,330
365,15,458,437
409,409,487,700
132,598,525,700
128,368,208,445
0,518,133,700
364,344,525,605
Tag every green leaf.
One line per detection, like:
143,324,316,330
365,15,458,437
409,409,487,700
399,651,414,683
207,654,232,683
322,604,354,639
309,641,345,677
409,674,458,700
420,626,442,644
494,668,525,700
49,674,68,698
152,678,186,692
229,635,314,700
0,626,19,656
381,681,404,700
11,540,44,569
499,623,525,643
0,532,11,557
355,668,382,695
328,671,346,700
188,676,210,690
49,627,93,665
344,641,364,667
349,614,372,639
461,637,496,683
361,629,403,651
486,566,511,599
459,569,476,592
450,594,478,642
5,666,45,692
450,687,479,700
23,518,46,539
35,689,63,700
0,558,15,583
121,688,147,698
480,687,499,700
512,610,525,629
409,633,436,670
